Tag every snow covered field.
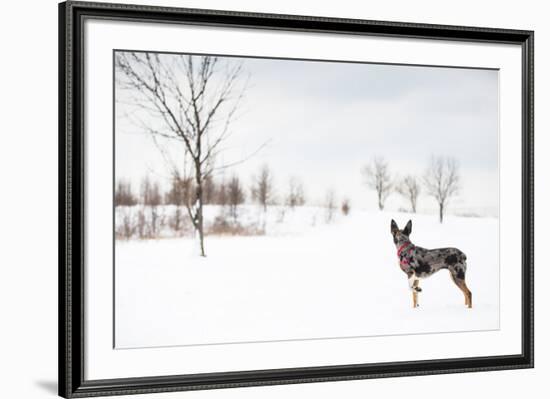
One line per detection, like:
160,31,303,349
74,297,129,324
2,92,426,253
115,207,499,349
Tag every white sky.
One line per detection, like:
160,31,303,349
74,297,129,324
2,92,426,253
115,53,499,217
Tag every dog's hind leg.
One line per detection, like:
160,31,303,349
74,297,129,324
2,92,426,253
450,269,472,308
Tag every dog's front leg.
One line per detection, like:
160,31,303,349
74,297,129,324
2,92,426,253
408,275,421,308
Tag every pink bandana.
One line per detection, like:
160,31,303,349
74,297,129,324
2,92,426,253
397,242,414,272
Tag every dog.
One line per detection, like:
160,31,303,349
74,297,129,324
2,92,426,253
390,219,472,309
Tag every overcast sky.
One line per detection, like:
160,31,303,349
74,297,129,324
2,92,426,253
115,53,499,217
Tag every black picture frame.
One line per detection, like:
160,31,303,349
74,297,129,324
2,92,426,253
59,1,534,397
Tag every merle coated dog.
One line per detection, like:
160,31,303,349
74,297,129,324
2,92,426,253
391,219,472,308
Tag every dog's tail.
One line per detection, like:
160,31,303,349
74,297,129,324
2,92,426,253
459,252,467,272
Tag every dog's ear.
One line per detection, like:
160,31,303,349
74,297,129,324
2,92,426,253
403,220,412,236
391,219,399,235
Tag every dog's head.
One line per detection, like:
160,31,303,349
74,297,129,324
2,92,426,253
391,219,412,246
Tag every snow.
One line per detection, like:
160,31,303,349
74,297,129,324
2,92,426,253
115,206,499,349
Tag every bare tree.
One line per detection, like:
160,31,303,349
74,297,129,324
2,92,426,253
216,178,228,207
396,175,421,213
115,52,250,256
115,180,137,206
165,175,194,206
361,157,393,210
136,208,147,239
341,198,351,216
164,175,193,234
423,156,460,223
227,175,245,220
140,176,162,237
251,164,274,212
286,177,306,209
324,189,337,223
115,206,136,240
202,175,217,205
169,205,184,235
140,176,162,206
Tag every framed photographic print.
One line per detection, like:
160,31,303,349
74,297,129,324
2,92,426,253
59,1,534,397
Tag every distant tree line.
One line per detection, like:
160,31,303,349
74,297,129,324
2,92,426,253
116,168,277,210
115,164,351,240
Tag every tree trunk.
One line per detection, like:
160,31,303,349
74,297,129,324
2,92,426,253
197,201,205,256
439,203,444,224
378,192,384,210
194,161,206,257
